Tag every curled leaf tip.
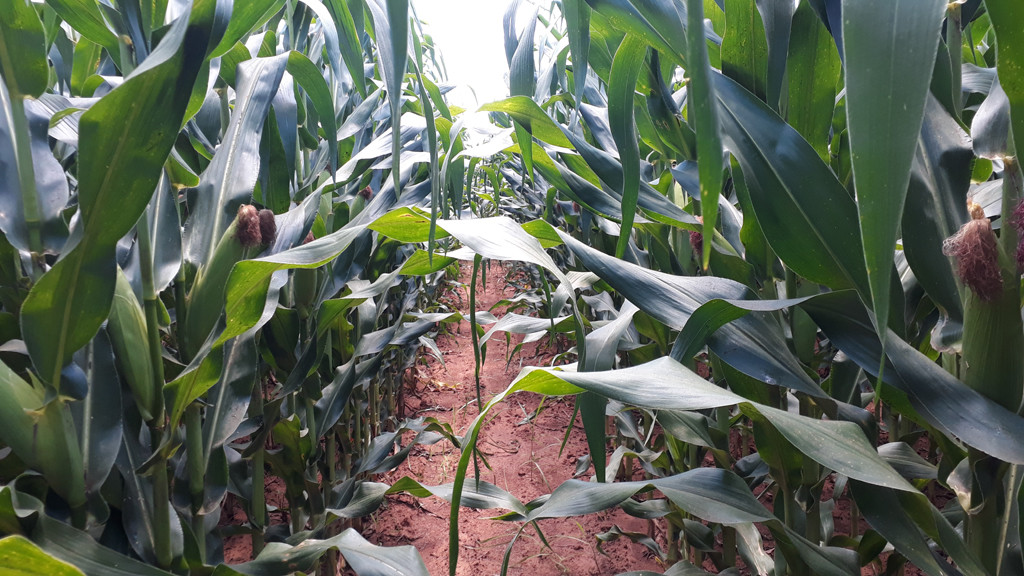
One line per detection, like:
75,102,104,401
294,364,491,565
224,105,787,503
943,217,1002,301
235,204,262,247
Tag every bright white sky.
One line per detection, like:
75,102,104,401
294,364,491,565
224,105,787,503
412,0,514,109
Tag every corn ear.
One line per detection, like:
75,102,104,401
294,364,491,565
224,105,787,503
184,205,269,357
108,268,160,422
960,160,1024,413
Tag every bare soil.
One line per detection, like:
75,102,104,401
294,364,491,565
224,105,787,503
364,261,663,575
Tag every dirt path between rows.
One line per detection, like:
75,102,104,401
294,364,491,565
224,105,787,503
365,261,662,575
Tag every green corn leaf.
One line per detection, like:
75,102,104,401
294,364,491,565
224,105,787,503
0,97,71,254
607,34,646,259
842,0,945,342
296,0,347,99
903,95,971,352
720,0,768,101
985,0,1024,158
69,37,103,97
754,0,796,110
564,0,592,122
0,487,175,576
201,335,257,467
0,536,84,576
713,71,870,298
685,0,723,270
585,0,689,66
70,329,123,495
479,97,575,148
210,0,286,58
0,0,48,98
784,0,840,162
45,0,119,57
144,177,183,295
851,481,989,576
509,7,538,99
324,0,367,96
286,50,339,172
972,76,1012,160
366,0,408,197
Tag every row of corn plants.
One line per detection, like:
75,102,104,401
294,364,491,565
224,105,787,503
348,0,1024,574
6,0,1024,574
0,0,477,574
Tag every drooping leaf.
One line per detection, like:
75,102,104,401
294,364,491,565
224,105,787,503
215,528,427,575
480,97,574,148
801,290,1024,465
713,72,870,299
554,230,827,400
842,0,945,341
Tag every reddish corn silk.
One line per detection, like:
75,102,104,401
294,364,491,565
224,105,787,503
689,215,704,257
689,230,703,256
1011,198,1024,272
943,204,1002,301
258,209,277,245
235,204,262,247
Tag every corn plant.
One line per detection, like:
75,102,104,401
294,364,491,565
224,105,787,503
0,0,467,574
362,0,1024,574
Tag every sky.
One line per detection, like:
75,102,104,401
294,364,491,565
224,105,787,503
411,0,514,109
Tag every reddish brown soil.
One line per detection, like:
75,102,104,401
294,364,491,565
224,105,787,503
363,261,662,575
